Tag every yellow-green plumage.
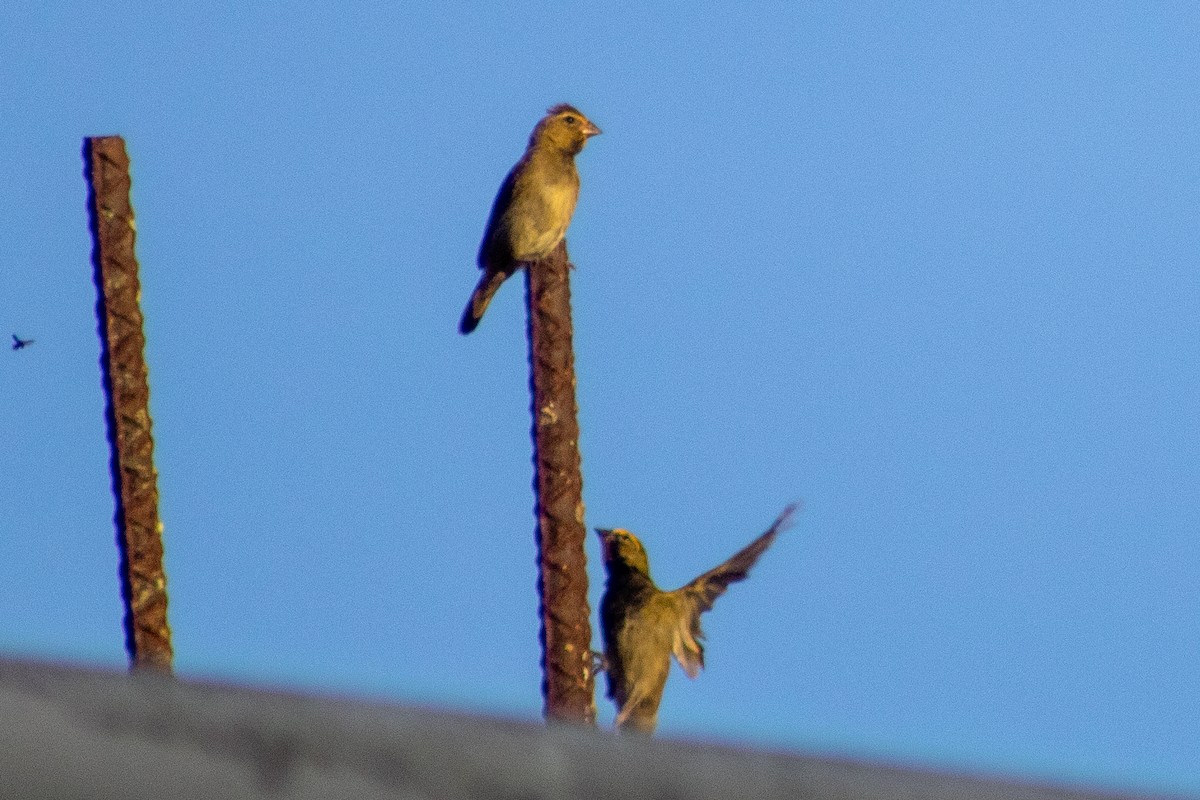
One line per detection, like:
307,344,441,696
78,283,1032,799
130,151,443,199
597,505,797,734
460,104,601,334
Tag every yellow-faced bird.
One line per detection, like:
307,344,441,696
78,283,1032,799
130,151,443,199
459,104,601,334
597,505,798,734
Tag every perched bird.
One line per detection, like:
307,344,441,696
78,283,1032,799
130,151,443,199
459,104,601,334
597,505,798,734
11,334,34,351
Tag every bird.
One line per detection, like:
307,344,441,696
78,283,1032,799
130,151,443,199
596,504,798,735
11,335,34,350
459,104,601,334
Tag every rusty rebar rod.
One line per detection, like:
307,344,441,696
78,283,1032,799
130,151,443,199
525,240,595,724
84,136,173,672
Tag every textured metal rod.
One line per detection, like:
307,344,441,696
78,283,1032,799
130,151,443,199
526,240,595,723
84,136,173,672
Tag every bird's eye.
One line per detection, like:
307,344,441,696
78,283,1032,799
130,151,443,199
564,115,577,124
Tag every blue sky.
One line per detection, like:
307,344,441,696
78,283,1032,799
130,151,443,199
3,2,1199,795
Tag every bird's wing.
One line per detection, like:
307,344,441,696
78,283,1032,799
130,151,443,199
476,159,523,270
680,504,798,614
671,504,799,678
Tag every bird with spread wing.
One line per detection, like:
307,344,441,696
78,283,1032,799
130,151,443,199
596,504,799,734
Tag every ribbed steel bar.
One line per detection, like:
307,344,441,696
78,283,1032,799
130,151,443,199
84,136,173,672
525,240,595,723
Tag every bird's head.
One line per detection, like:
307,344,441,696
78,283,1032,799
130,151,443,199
530,104,602,156
596,528,651,578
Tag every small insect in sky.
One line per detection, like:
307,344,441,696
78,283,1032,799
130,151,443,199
12,334,34,351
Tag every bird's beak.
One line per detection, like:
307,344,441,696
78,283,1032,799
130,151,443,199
583,121,602,137
595,528,615,557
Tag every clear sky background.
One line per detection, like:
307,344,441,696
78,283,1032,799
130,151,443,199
3,2,1198,796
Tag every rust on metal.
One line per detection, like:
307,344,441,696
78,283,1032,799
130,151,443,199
525,240,595,724
84,136,173,672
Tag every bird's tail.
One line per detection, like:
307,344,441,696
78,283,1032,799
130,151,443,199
459,270,508,334
615,705,658,735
